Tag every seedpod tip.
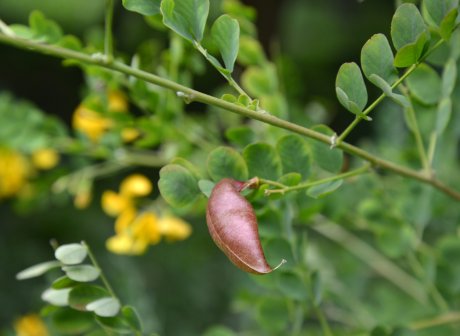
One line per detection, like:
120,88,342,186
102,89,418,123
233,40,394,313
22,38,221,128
206,178,286,275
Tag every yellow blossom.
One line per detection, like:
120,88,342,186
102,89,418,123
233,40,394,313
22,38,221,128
158,215,192,241
120,174,152,197
106,233,149,255
14,314,49,336
0,146,29,199
133,212,161,244
101,190,131,217
121,127,140,143
72,105,111,142
114,207,137,234
31,148,59,170
107,90,128,112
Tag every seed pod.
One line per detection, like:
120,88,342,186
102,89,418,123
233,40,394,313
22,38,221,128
206,178,284,274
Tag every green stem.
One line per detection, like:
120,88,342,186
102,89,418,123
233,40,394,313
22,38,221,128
104,0,115,61
336,39,445,145
311,216,428,304
82,241,118,299
194,42,250,98
314,306,334,336
265,164,370,195
427,131,438,166
410,312,460,331
1,33,460,201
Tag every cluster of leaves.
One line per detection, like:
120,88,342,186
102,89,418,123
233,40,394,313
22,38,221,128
16,243,144,335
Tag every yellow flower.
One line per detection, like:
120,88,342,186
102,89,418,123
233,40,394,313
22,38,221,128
121,127,140,143
120,174,152,197
114,207,137,234
108,90,128,112
133,212,161,244
31,148,59,170
72,105,111,142
14,314,49,336
0,147,29,199
101,190,132,217
158,215,192,241
106,233,149,255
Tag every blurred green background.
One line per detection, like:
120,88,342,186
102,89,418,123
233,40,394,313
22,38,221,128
0,0,396,334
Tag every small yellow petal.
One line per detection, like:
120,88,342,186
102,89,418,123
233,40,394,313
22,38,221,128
14,314,49,336
114,207,137,234
106,233,148,255
0,147,29,199
72,105,111,142
121,127,140,143
31,148,59,170
158,216,192,241
120,174,152,197
101,191,131,217
108,90,128,112
133,212,161,244
74,190,92,209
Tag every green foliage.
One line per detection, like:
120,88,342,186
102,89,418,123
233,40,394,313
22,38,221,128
211,15,240,73
158,164,200,207
243,143,282,180
122,0,161,16
336,62,368,117
207,146,248,181
361,34,398,86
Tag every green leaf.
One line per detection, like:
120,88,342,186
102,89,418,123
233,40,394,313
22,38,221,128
122,306,143,332
221,93,237,103
225,126,255,148
263,238,295,269
309,125,343,173
405,63,441,105
238,36,266,66
361,34,398,85
170,157,202,180
63,265,100,282
278,173,302,187
368,75,410,107
212,15,240,73
16,260,60,280
393,33,429,68
160,0,209,42
207,146,248,181
68,285,109,311
440,8,458,41
158,164,200,207
41,288,71,306
198,179,215,198
276,135,311,179
441,58,457,98
423,0,458,27
55,243,88,265
335,62,368,115
51,308,94,334
95,316,133,334
311,271,323,306
436,98,452,134
203,326,236,336
277,271,308,300
241,65,277,97
257,208,283,238
256,297,289,332
243,143,282,180
122,0,161,15
391,4,428,50
52,276,79,289
29,10,63,44
307,180,343,199
86,297,121,317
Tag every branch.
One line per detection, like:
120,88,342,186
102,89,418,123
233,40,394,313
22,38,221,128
1,33,460,201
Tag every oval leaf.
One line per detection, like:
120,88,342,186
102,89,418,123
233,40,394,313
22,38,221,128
207,146,248,181
69,285,109,311
63,265,100,282
161,0,209,42
122,306,143,332
52,276,79,289
16,260,60,280
158,164,200,207
86,297,121,317
41,288,71,306
335,62,368,115
55,243,88,265
276,135,311,179
206,178,278,274
212,15,240,72
391,4,428,50
406,63,441,105
361,34,398,85
423,0,458,27
309,125,343,173
122,0,161,16
307,180,343,199
243,143,282,180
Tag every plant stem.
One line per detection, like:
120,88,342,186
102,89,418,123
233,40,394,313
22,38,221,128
264,164,370,195
82,241,118,300
311,216,428,304
104,0,115,61
336,39,445,145
1,33,460,201
410,312,460,331
314,306,334,336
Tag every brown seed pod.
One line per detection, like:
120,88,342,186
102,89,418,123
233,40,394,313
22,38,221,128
206,178,285,274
